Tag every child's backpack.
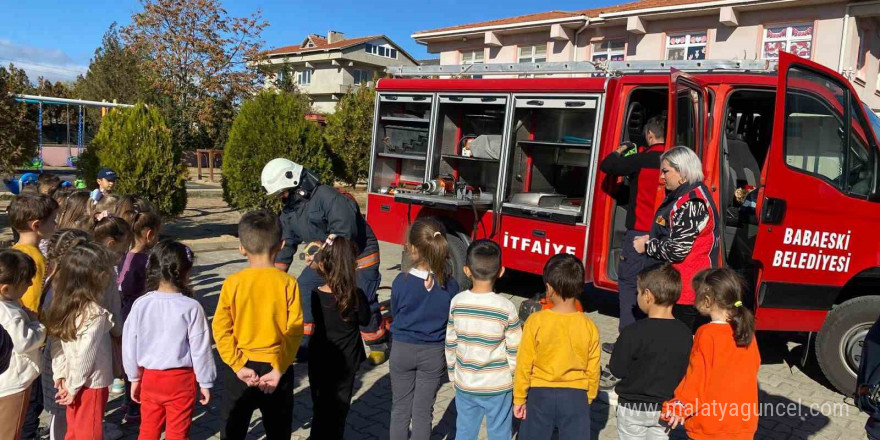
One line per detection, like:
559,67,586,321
857,317,880,415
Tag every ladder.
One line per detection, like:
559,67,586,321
388,59,778,77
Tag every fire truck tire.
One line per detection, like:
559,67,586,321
400,246,412,273
816,295,880,395
446,233,471,291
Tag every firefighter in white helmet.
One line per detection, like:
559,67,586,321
261,158,385,360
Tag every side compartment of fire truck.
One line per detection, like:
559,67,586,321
366,60,880,397
366,83,606,286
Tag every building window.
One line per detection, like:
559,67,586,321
461,49,484,78
762,24,813,60
365,43,397,59
353,69,371,85
297,69,312,85
461,49,485,64
857,27,871,81
518,45,547,63
591,39,625,62
666,32,707,60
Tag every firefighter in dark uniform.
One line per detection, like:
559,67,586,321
261,158,385,359
598,115,666,354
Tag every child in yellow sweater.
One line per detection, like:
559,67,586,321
513,254,601,440
212,210,304,440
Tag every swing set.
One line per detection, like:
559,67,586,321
5,94,133,194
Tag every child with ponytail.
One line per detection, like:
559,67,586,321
55,191,93,232
116,198,161,319
663,268,761,440
43,242,116,440
39,229,91,440
90,213,131,396
122,241,216,440
116,198,161,422
308,235,371,439
389,218,459,440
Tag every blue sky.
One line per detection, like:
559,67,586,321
0,0,618,83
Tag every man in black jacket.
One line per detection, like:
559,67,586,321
261,158,384,359
599,115,666,354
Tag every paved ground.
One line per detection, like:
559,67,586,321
39,241,868,440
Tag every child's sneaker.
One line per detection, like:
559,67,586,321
124,405,141,424
599,366,621,390
110,378,125,395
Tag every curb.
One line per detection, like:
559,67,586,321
187,189,223,199
181,238,240,253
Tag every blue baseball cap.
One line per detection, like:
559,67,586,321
97,168,117,180
19,173,39,187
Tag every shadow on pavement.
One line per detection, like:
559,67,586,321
756,331,840,394
757,387,832,439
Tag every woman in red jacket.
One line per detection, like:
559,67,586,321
634,146,721,332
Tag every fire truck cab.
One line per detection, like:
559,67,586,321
365,52,880,395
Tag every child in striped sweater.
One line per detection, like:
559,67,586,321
445,240,521,440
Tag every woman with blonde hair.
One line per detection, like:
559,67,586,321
634,146,722,332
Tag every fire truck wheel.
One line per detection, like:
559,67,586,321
446,233,471,291
400,246,412,273
816,295,880,395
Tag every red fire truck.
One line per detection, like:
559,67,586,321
365,52,880,395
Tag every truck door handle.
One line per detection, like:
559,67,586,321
380,204,391,212
532,229,546,238
526,100,544,106
761,197,787,225
565,101,586,107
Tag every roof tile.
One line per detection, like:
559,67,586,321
414,0,732,35
266,35,382,56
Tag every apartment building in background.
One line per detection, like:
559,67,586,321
262,31,419,113
412,0,880,111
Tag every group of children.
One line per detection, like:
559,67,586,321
0,170,220,440
390,217,761,440
0,170,763,440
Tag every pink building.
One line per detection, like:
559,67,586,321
412,0,880,111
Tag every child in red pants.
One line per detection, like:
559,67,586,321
43,243,116,440
122,241,215,440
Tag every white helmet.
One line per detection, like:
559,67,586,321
261,158,304,195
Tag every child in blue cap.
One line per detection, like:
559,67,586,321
90,168,117,202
